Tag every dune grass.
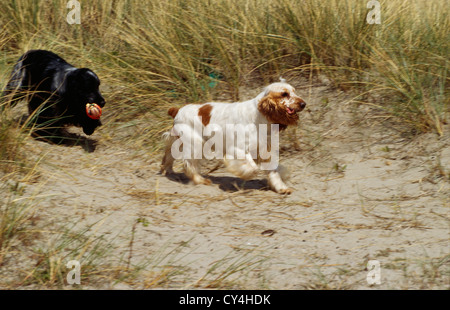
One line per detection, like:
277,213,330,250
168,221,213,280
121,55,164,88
1,0,447,141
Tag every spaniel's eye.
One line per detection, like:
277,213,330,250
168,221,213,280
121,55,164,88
281,92,289,97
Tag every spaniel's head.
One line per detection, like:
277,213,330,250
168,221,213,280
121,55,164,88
257,82,306,129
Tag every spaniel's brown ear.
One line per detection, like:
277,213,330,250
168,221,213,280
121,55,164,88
257,95,276,120
168,107,179,118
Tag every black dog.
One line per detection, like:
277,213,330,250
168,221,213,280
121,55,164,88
3,50,105,137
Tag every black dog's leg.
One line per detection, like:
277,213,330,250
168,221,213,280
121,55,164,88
26,96,65,143
81,119,102,136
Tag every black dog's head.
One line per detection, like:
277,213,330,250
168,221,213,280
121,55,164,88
65,68,106,135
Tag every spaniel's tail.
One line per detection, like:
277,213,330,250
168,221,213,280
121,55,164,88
162,107,179,141
168,107,179,119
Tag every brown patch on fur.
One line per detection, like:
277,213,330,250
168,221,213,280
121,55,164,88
198,104,213,126
258,93,299,129
168,107,179,118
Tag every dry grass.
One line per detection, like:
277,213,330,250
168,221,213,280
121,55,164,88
1,0,448,139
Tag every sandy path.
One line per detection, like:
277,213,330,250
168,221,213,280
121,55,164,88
9,83,449,289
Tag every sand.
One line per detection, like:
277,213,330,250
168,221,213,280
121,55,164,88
1,81,448,289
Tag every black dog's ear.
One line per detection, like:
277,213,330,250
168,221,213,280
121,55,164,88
64,69,81,88
77,68,95,75
65,68,99,91
67,68,97,80
79,68,100,81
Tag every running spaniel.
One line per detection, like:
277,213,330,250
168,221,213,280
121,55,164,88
161,80,306,194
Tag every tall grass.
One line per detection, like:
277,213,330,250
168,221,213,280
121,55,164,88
0,0,447,140
0,183,36,266
0,111,27,174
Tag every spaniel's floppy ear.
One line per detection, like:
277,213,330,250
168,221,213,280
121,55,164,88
258,94,277,120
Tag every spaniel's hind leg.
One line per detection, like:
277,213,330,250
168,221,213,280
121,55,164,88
160,134,177,174
184,159,211,185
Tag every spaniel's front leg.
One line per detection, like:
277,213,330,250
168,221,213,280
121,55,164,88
267,166,292,194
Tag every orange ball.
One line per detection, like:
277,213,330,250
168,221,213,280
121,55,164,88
86,103,102,120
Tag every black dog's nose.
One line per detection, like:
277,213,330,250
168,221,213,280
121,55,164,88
98,97,106,107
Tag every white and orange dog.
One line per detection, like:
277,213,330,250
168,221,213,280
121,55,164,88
160,80,306,194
